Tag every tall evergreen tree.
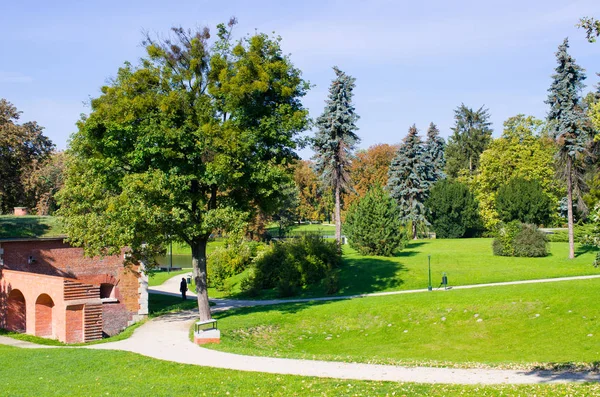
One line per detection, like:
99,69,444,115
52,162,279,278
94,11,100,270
545,38,593,259
313,67,360,244
445,104,493,178
387,125,431,239
425,122,446,182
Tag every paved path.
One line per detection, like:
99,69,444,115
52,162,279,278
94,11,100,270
4,273,600,385
150,273,600,312
85,309,600,385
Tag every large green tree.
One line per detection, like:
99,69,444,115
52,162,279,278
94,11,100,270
445,104,493,178
474,115,560,230
426,179,481,238
58,22,310,320
545,38,593,259
387,125,431,239
495,177,553,226
0,99,54,214
312,67,360,244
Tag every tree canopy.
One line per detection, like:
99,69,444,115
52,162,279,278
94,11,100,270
445,104,493,178
426,179,481,238
0,99,54,214
424,122,446,183
473,115,560,229
58,22,310,320
495,177,554,226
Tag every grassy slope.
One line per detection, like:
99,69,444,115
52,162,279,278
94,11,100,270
148,269,192,287
212,238,600,300
0,346,597,396
266,223,336,237
0,215,64,238
207,278,600,368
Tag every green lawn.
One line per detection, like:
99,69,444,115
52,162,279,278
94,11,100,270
148,268,192,287
0,346,597,396
266,222,336,237
211,238,600,300
206,278,600,369
0,215,65,238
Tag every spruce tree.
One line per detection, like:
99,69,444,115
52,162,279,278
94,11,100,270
445,104,493,178
387,125,431,239
425,122,446,182
313,67,360,244
545,38,592,259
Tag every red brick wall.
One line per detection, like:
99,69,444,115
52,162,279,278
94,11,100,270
6,290,26,332
66,305,84,343
35,294,54,337
1,240,142,317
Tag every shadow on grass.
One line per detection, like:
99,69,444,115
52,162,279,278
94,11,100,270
337,255,407,295
574,244,599,258
0,217,52,239
212,299,339,321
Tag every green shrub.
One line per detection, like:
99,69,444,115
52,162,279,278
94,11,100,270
345,187,406,256
546,224,595,243
495,177,553,226
425,180,482,238
207,241,266,291
493,221,548,257
249,234,341,297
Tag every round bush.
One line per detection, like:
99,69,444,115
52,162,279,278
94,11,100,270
493,221,548,257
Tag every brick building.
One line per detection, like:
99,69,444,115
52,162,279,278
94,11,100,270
0,237,148,343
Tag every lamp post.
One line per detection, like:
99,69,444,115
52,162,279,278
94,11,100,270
168,239,173,274
428,255,432,291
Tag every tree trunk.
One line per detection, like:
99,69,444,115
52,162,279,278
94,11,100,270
191,237,212,321
412,221,417,240
335,183,342,245
566,157,575,259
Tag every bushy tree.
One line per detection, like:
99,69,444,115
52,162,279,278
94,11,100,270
313,67,360,244
474,115,560,230
445,104,493,178
546,38,593,259
425,122,446,182
0,99,54,213
426,179,481,238
583,203,600,267
294,160,328,222
345,187,405,256
495,177,553,226
344,143,398,210
578,17,600,43
387,125,431,239
58,22,310,321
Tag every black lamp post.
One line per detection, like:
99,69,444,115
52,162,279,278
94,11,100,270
428,255,432,291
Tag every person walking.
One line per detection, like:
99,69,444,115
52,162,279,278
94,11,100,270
180,277,188,300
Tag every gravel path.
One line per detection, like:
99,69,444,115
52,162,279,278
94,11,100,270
3,273,600,385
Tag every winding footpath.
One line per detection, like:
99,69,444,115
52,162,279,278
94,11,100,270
3,273,600,385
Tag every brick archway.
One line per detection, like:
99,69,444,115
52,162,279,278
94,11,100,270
7,289,26,332
35,293,54,337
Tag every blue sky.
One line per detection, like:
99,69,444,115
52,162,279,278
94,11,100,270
2,0,599,158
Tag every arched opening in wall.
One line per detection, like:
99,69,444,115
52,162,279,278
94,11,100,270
6,289,26,332
35,294,54,337
100,283,115,299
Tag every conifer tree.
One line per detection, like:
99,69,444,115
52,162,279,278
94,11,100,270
387,125,431,239
313,67,360,244
445,104,493,178
545,38,593,259
425,122,446,182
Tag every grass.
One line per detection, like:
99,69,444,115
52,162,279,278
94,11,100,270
207,238,600,300
206,278,600,370
0,215,65,238
0,345,597,396
266,222,336,237
148,268,192,287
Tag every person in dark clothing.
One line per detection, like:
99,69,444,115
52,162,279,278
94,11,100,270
180,278,188,300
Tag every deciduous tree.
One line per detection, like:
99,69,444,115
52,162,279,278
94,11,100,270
58,22,310,320
313,67,360,244
0,99,54,214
